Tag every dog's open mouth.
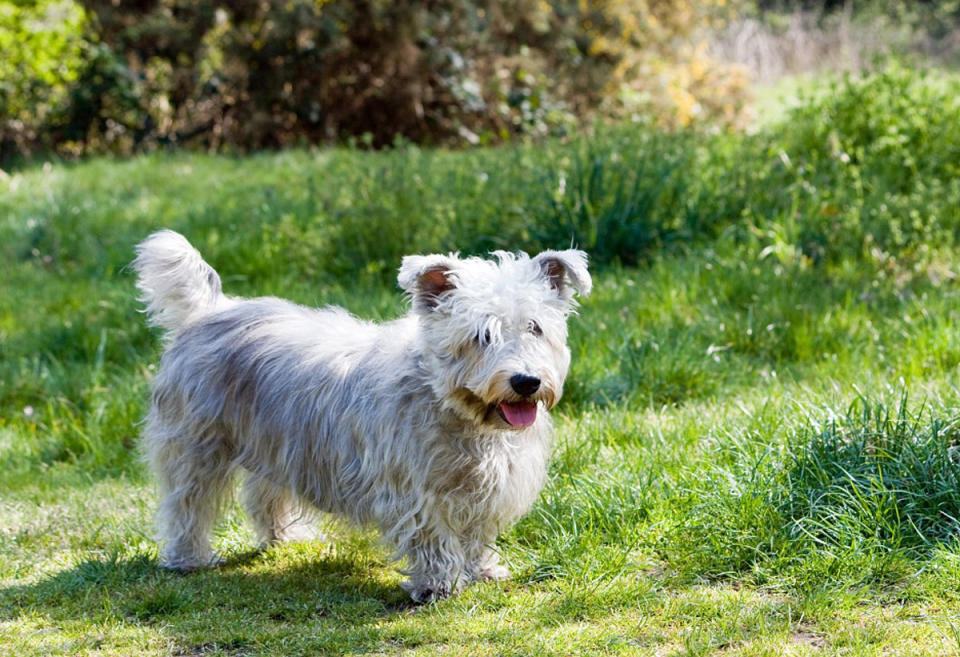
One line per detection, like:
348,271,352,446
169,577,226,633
497,400,538,427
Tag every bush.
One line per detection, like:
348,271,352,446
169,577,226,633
759,64,960,265
0,0,88,161
0,0,750,161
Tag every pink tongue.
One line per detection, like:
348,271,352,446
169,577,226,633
499,401,538,427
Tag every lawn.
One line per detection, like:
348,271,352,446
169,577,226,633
3,65,960,656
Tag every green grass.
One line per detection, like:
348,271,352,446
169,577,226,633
4,64,960,655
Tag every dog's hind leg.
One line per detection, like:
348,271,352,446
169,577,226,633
147,424,235,572
242,473,317,546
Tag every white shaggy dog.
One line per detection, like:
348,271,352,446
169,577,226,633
133,230,590,602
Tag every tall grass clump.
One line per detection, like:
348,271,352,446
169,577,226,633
668,394,960,589
783,395,960,552
536,132,698,265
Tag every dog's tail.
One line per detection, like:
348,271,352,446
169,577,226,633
133,230,228,338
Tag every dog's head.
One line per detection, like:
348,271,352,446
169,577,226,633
398,249,590,431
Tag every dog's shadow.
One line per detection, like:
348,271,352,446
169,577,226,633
2,545,419,651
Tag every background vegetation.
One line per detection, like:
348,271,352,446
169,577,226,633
3,0,955,166
4,62,960,654
0,0,749,162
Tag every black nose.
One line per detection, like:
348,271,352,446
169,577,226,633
510,374,541,397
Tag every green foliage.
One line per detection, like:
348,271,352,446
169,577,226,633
0,0,88,159
1,0,749,160
772,64,960,264
540,65,960,271
0,1,87,112
11,63,954,281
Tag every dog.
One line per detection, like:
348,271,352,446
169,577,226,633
133,230,590,602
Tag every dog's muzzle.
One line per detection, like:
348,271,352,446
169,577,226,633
497,374,543,427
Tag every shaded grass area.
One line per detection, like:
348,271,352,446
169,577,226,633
4,65,960,654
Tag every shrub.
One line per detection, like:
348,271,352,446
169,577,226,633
761,64,960,265
1,0,750,160
0,0,88,161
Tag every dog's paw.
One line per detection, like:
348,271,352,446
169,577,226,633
160,554,225,573
400,579,453,604
476,562,511,581
268,522,324,546
470,551,511,581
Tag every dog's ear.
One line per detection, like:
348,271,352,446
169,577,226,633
398,254,459,311
534,250,592,298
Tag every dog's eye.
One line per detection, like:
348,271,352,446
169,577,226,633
528,320,543,337
475,328,491,346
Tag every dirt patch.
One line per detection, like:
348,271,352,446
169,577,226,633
790,629,827,650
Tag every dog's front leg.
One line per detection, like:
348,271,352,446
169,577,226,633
398,530,467,603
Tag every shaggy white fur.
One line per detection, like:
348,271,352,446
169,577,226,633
133,230,590,602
